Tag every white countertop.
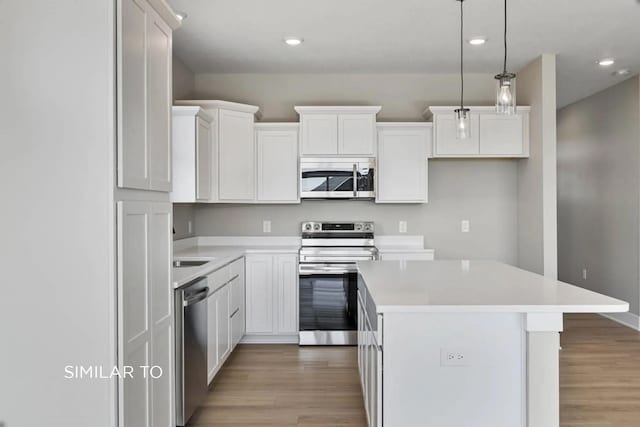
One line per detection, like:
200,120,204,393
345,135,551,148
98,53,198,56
172,244,299,288
357,260,629,314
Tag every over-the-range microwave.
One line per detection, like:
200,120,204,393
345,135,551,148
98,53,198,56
300,158,375,199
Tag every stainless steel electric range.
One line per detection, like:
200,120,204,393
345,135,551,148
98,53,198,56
298,221,378,345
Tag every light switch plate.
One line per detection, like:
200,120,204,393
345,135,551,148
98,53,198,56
263,220,271,233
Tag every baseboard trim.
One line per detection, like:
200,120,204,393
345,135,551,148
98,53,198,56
600,312,640,331
240,334,299,344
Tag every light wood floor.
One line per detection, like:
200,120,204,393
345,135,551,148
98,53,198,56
188,314,640,427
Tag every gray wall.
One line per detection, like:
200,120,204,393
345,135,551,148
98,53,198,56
517,54,558,277
194,72,498,121
0,0,116,425
195,159,519,264
557,76,640,315
188,72,522,264
174,204,196,240
173,55,195,99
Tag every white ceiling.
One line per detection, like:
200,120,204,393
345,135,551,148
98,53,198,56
168,0,640,107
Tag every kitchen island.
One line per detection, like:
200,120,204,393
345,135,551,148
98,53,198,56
356,260,628,427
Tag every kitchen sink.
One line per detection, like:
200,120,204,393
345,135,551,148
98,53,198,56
172,260,210,268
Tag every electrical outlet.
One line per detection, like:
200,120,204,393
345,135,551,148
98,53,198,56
441,349,470,367
399,220,407,233
461,220,470,233
187,220,193,234
263,220,271,233
582,268,587,280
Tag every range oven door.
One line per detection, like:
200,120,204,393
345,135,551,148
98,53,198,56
298,263,359,345
300,158,375,199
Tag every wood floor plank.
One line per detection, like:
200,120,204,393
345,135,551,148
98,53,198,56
188,314,640,426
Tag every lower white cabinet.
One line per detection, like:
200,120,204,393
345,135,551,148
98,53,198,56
206,258,246,383
357,287,382,427
376,124,430,203
117,201,173,427
245,254,298,341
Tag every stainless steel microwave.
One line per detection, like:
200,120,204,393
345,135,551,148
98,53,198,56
300,158,375,199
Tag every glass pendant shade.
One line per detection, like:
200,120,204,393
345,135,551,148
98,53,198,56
454,108,471,139
495,72,516,114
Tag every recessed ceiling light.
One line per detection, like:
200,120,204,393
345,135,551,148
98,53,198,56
598,58,615,67
468,37,487,46
175,11,188,21
284,37,303,46
612,69,631,76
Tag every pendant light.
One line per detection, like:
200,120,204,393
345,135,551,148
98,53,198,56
454,0,470,139
495,0,516,114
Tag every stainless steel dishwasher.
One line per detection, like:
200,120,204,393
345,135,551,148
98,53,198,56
175,276,209,426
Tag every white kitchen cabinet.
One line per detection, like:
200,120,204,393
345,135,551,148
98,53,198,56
206,258,245,383
175,100,261,202
295,106,381,157
427,106,530,158
118,0,176,192
245,254,299,342
300,114,338,155
245,255,274,334
117,201,174,427
171,106,214,203
255,124,300,203
357,287,382,427
376,124,431,203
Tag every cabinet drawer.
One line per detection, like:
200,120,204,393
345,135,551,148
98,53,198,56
207,266,230,291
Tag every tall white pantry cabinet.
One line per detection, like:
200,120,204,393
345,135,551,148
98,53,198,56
116,1,180,427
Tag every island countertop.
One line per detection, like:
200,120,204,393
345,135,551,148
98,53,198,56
357,260,629,314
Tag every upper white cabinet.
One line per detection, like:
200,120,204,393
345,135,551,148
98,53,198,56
376,123,431,203
175,100,261,203
117,0,178,192
255,124,300,203
171,106,213,203
427,106,530,158
295,106,381,157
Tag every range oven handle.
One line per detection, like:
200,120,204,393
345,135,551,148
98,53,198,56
299,264,359,275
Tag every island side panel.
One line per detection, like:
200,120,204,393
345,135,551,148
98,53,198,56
382,312,526,427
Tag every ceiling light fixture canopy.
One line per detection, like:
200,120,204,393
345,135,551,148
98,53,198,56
495,0,516,115
454,0,470,140
175,11,188,22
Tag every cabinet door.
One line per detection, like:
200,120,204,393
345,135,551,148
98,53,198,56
218,109,255,201
207,290,218,381
377,128,429,203
196,117,212,201
146,13,172,191
245,255,274,334
479,114,525,156
216,285,231,363
301,114,338,155
338,114,376,156
434,113,480,156
118,201,151,427
149,203,173,427
257,130,299,202
275,255,298,334
118,0,148,190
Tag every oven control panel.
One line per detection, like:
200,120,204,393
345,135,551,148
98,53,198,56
301,221,374,233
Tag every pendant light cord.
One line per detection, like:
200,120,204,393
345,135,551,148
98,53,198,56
503,0,508,73
460,0,464,109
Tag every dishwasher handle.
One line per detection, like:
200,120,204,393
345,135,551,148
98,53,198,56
184,287,210,307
